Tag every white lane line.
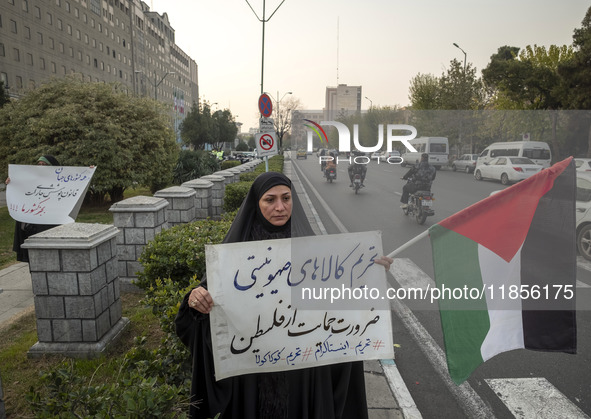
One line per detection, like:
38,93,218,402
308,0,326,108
486,378,590,419
293,162,494,419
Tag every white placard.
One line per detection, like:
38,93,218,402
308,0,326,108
206,231,394,380
6,164,96,224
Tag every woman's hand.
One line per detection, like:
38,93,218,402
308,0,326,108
374,255,393,271
5,177,10,185
188,286,214,314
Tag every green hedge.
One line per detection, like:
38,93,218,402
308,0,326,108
223,181,253,212
135,214,235,291
221,160,241,170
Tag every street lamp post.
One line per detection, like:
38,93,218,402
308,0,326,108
453,42,467,73
245,0,286,95
365,96,373,109
453,43,468,153
134,70,175,100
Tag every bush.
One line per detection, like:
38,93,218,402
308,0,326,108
223,181,253,212
173,150,220,185
136,216,234,291
221,160,241,170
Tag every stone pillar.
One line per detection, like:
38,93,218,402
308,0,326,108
22,223,129,358
213,170,235,187
181,179,213,220
225,167,242,182
201,175,224,219
109,196,169,289
154,186,196,226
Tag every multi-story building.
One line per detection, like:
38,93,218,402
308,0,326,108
324,83,361,121
0,0,198,137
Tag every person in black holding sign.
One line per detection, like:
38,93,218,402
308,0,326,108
5,155,61,262
175,171,392,419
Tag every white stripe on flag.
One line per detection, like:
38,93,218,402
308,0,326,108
478,244,524,361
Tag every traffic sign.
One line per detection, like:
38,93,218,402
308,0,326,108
258,94,273,118
259,117,274,133
255,132,278,157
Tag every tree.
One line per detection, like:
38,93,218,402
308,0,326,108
0,81,10,108
235,141,249,151
408,73,440,110
180,102,214,150
273,96,301,150
558,6,591,156
211,109,238,151
0,77,179,202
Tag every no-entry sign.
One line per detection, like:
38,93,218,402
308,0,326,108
255,132,278,157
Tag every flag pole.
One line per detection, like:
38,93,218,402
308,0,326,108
386,230,429,259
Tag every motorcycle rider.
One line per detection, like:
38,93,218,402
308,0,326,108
348,151,367,187
325,152,337,179
400,153,436,208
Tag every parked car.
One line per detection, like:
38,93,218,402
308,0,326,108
296,149,307,159
576,172,591,260
575,158,591,172
451,154,479,173
474,157,542,185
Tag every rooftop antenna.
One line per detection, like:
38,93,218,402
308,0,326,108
336,17,339,85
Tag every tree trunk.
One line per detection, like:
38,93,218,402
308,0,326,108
109,186,125,203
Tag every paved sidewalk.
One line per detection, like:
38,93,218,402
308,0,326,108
0,164,411,419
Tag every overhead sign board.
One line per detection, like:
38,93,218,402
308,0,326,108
258,94,273,118
255,132,278,158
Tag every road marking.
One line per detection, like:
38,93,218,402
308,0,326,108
486,378,590,419
293,161,494,418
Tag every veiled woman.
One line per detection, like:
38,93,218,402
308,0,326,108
175,171,391,419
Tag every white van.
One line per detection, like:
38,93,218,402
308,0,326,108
401,137,449,169
477,141,551,168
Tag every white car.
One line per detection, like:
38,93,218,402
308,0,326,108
474,157,542,185
377,150,401,162
575,158,591,172
576,172,591,260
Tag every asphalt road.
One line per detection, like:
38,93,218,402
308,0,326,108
293,153,591,419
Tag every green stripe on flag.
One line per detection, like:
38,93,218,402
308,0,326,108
429,224,490,384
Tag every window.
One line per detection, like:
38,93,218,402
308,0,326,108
49,37,54,49
59,42,64,53
76,29,80,39
51,62,56,73
67,24,72,35
24,26,30,39
34,6,40,18
40,57,45,69
577,177,591,202
26,53,33,65
57,19,62,30
16,76,23,88
46,13,52,25
65,1,70,12
22,0,28,12
0,44,4,57
10,19,17,33
13,48,20,61
37,32,43,44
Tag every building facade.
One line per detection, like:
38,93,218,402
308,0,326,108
0,0,198,135
324,84,361,121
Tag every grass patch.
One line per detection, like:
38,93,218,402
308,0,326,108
0,292,162,417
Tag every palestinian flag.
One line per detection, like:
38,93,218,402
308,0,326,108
429,157,577,385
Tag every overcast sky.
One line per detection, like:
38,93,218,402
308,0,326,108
149,0,589,132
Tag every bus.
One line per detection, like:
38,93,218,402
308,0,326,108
477,141,552,168
401,137,449,169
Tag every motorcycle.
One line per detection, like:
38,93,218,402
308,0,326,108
402,187,435,225
352,173,362,194
325,167,337,183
